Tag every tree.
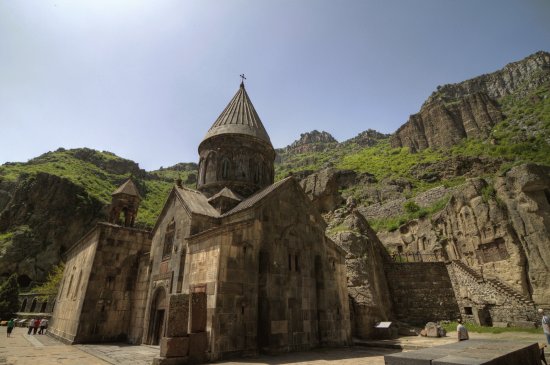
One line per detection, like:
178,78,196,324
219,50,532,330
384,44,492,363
33,264,64,300
0,274,20,320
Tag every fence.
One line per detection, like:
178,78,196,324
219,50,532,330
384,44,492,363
390,252,444,263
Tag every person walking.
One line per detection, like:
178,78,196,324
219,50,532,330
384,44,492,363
6,318,15,337
27,318,35,335
539,309,550,344
32,317,39,335
38,318,48,334
457,319,469,341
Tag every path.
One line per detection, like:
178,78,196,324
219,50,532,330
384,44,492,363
0,326,547,365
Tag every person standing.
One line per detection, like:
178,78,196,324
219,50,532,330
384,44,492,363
539,309,550,344
457,319,469,341
38,318,48,334
27,318,35,335
6,318,15,337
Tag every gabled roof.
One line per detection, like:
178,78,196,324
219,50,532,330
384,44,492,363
174,186,220,217
202,83,272,145
112,178,141,198
208,187,243,203
222,176,293,217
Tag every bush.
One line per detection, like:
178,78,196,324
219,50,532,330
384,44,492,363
404,201,420,213
0,274,19,319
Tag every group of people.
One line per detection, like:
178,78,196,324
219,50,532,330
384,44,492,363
26,317,48,335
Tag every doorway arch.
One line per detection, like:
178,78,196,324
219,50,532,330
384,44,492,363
147,287,167,345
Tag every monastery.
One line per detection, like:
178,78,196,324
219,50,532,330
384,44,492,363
48,82,352,363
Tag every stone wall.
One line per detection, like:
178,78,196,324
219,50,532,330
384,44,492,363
127,252,151,344
76,224,150,343
384,262,460,325
18,292,55,317
49,227,100,343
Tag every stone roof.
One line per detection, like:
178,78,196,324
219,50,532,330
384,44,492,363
172,177,293,219
202,83,272,145
222,177,293,217
174,186,220,217
208,187,243,202
112,179,141,198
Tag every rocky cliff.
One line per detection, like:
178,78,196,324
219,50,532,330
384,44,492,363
391,51,550,151
0,173,104,286
377,164,550,307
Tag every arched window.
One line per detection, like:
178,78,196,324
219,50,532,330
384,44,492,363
40,301,48,313
30,298,38,312
20,298,27,312
162,220,176,259
221,158,230,179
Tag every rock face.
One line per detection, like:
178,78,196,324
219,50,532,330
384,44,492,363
377,163,550,309
391,51,550,151
0,173,104,285
327,203,393,338
299,168,358,213
391,93,503,151
283,130,337,153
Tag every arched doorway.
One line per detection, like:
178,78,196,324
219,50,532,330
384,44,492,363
148,287,167,345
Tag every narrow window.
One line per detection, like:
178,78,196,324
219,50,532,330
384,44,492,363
73,271,82,299
66,274,74,298
295,255,300,272
163,220,176,259
222,158,230,179
288,254,292,270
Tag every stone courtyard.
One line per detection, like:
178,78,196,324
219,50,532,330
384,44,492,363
1,326,548,365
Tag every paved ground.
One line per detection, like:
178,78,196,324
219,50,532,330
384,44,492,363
0,326,547,365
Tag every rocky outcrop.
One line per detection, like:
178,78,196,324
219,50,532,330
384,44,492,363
328,202,393,338
0,173,104,285
283,130,337,153
391,93,503,152
425,51,550,103
376,163,550,308
299,168,359,213
391,51,550,151
342,129,390,147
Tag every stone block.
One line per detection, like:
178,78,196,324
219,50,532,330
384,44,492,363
492,321,509,328
510,320,536,328
160,337,189,358
166,294,189,337
188,332,207,362
190,292,207,332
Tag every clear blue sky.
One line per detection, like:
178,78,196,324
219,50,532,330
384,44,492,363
1,0,549,170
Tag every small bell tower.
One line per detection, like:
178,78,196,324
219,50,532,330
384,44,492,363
109,178,141,227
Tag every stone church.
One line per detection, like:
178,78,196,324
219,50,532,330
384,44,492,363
49,82,352,363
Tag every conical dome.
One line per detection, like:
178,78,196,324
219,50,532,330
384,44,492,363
197,82,275,198
202,82,272,146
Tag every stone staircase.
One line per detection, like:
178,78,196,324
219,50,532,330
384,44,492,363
450,260,535,307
